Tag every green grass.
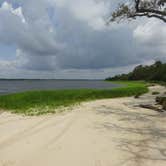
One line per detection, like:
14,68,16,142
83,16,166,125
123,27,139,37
0,81,148,115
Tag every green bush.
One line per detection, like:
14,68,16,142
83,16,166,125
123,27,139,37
152,91,160,95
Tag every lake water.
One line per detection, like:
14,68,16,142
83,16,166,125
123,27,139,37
0,80,120,95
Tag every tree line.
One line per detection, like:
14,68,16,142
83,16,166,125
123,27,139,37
106,61,166,82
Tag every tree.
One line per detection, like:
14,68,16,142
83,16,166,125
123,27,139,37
106,61,166,82
110,0,166,23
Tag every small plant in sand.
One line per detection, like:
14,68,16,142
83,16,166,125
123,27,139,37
152,91,160,95
134,92,143,98
156,96,166,111
163,101,166,110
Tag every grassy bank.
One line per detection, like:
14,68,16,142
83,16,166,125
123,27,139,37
0,81,148,115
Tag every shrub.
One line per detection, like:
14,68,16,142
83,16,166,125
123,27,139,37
152,91,160,95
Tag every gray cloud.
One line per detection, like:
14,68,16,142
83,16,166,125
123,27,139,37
45,3,140,69
0,0,165,79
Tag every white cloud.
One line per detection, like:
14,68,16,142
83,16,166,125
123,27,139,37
1,1,11,10
12,6,25,23
69,0,108,30
0,1,63,70
133,19,166,61
134,19,166,46
51,0,110,30
1,1,25,23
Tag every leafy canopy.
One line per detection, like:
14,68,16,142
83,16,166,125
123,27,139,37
106,61,166,82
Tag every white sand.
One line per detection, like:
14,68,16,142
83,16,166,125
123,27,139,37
0,85,166,166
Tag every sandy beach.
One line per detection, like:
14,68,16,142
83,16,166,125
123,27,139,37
0,85,166,166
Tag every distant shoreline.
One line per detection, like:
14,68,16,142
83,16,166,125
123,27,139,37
0,80,120,95
0,79,103,81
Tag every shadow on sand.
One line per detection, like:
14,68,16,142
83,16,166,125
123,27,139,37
95,105,166,166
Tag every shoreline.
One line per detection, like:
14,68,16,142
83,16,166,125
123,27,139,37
0,81,148,115
0,85,166,166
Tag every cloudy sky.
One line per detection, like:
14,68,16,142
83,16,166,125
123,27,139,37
0,0,165,79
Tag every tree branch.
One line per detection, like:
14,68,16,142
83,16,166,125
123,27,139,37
110,0,166,23
130,13,166,22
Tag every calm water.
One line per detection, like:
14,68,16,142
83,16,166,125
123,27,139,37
0,80,120,95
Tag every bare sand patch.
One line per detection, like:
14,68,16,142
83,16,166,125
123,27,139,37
0,85,166,166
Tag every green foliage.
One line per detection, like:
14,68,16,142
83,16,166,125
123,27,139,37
0,81,148,115
152,91,160,95
106,61,166,82
156,96,166,111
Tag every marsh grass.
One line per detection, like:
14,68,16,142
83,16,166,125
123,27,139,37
0,81,148,115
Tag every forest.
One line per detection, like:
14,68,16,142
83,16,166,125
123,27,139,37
106,61,166,82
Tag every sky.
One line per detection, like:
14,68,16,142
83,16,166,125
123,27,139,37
0,0,165,79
